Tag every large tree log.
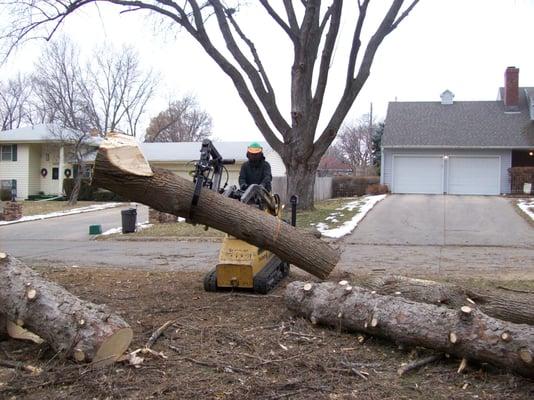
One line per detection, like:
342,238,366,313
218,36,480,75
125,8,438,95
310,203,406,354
92,133,339,279
0,253,132,365
285,281,534,377
363,275,534,325
0,314,7,340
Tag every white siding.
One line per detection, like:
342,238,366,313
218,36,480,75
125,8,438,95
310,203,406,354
264,148,286,177
383,148,512,194
28,144,41,196
0,144,29,199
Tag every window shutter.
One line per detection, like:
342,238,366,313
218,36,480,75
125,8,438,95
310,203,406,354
11,179,17,189
12,144,17,161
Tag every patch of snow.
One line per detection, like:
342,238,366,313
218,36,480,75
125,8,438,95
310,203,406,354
0,202,122,226
318,195,387,239
315,222,329,231
100,221,152,236
517,199,534,221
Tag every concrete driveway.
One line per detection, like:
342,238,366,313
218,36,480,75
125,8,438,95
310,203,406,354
0,205,219,271
337,195,534,279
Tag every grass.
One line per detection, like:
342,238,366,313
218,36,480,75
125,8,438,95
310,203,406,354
99,220,225,240
288,197,362,230
102,197,365,240
18,200,104,217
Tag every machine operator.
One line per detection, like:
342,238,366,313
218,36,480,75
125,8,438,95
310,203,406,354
239,142,272,192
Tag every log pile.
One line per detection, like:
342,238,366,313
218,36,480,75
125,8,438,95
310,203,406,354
362,275,534,325
2,201,22,221
92,133,339,279
285,280,534,378
0,252,132,365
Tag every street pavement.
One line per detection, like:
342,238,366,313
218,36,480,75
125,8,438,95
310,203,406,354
0,204,219,271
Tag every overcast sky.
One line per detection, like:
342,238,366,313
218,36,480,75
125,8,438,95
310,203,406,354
1,0,533,142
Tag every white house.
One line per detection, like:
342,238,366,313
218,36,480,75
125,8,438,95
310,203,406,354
0,124,100,200
0,123,286,199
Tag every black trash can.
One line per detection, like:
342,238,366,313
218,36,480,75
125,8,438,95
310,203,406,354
121,208,137,234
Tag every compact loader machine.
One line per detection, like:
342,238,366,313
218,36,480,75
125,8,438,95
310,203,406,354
189,140,294,294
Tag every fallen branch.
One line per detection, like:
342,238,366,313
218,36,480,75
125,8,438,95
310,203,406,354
285,281,534,377
145,320,175,349
397,354,443,376
363,275,534,325
0,359,42,375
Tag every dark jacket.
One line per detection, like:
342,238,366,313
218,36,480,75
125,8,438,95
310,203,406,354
239,158,272,192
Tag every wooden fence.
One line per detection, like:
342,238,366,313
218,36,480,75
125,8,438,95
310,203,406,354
272,176,333,204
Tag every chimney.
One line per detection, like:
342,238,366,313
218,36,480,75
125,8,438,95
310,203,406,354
504,66,519,111
440,90,454,105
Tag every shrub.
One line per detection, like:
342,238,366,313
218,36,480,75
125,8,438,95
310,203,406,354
63,178,95,200
332,176,379,197
508,167,534,194
93,190,127,202
366,183,389,195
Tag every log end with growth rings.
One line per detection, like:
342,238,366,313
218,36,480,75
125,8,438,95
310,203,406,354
92,327,134,366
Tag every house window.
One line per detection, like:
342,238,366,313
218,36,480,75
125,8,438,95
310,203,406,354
73,164,93,179
52,167,59,180
0,144,17,161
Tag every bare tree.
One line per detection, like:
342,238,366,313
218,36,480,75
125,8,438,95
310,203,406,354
1,0,419,209
145,95,212,142
0,74,32,130
335,114,377,173
31,38,96,205
89,45,157,136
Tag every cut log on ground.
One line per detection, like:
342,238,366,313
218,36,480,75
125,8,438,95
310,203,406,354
92,133,338,279
363,275,534,325
0,253,132,365
0,314,7,340
285,281,534,377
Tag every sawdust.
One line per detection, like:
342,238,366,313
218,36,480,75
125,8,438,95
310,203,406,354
0,267,532,399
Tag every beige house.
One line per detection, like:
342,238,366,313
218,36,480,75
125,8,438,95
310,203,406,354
0,124,100,200
140,142,286,188
1,124,286,200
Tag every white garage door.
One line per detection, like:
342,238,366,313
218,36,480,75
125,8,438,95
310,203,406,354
448,156,500,195
393,156,444,194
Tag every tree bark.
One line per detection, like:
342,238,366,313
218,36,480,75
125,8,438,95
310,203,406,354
0,314,7,340
0,252,132,365
91,133,338,279
363,275,534,326
285,281,534,377
285,158,318,210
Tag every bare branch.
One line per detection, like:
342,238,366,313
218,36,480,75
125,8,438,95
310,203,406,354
258,0,297,42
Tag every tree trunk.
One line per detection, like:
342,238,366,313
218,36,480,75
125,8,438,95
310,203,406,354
363,275,534,326
285,157,319,210
285,281,534,378
68,160,83,205
91,133,338,279
0,252,132,365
